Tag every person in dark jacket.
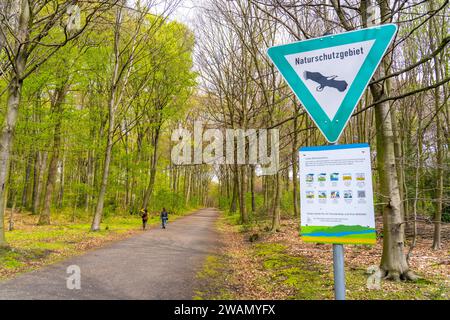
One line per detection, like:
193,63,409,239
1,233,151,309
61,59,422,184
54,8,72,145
160,208,168,229
140,208,149,230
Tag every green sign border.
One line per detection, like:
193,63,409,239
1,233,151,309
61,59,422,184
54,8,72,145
267,24,397,143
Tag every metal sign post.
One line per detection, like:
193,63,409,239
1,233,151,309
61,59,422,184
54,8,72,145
333,244,345,300
331,141,345,301
301,140,348,300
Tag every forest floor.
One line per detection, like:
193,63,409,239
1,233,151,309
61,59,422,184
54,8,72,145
0,208,198,281
194,212,450,300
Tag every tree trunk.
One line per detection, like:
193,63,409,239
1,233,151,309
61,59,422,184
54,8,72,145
230,166,238,213
391,107,406,220
91,5,123,231
21,154,32,209
0,74,23,245
0,0,29,246
91,114,114,231
429,3,444,249
432,53,443,250
38,85,68,225
271,171,281,232
407,116,422,262
142,127,160,209
250,165,256,214
239,165,248,223
371,79,415,280
32,151,47,214
6,161,15,231
8,180,16,232
57,155,64,209
85,148,94,212
185,167,191,206
263,175,268,209
292,108,300,218
367,0,416,281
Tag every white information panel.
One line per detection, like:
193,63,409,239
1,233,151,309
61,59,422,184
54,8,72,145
299,143,376,244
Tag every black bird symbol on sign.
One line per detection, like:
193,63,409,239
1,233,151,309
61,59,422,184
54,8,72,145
304,71,348,92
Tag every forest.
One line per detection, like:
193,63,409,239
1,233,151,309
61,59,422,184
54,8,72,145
0,0,448,299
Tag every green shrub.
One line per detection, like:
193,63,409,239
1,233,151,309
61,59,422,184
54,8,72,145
442,207,450,223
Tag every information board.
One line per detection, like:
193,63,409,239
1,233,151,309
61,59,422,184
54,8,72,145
299,143,376,244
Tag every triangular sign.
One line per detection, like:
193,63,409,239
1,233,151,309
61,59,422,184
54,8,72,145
267,24,397,143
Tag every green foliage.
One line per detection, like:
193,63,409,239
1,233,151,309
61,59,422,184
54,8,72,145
218,196,231,211
1,7,201,230
280,190,294,216
149,188,190,214
442,213,450,223
442,206,450,222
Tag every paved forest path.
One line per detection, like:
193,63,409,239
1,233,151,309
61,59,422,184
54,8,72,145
0,208,219,300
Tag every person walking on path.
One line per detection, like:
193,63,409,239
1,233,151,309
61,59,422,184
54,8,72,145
160,208,168,229
140,208,149,230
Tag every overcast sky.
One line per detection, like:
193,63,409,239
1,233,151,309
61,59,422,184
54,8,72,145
149,0,198,27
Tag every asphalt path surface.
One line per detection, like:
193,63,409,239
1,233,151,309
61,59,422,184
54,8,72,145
0,208,219,300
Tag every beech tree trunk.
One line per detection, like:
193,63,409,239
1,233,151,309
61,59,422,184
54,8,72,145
0,0,29,246
430,2,444,249
372,85,411,280
91,5,123,231
91,105,115,231
370,65,415,280
431,59,443,250
361,0,417,281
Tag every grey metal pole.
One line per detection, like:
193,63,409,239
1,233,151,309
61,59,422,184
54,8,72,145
329,139,345,300
333,243,346,300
